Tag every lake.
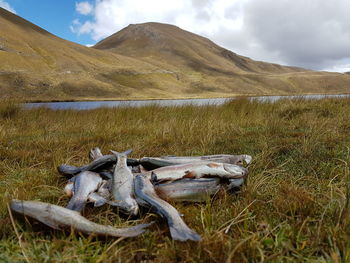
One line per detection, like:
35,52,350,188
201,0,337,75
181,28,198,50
25,94,350,110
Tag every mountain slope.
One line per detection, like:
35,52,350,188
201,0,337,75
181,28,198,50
94,22,350,97
0,8,173,101
94,22,304,75
1,8,350,101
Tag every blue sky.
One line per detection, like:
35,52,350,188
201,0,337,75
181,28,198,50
3,0,95,45
1,0,350,72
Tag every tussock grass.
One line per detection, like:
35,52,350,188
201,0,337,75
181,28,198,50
1,98,350,262
0,99,21,119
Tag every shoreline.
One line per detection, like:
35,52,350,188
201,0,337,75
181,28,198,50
19,91,350,103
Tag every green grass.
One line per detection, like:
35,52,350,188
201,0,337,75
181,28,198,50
1,98,350,262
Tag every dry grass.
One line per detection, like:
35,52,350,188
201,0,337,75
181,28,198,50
0,99,20,119
1,98,350,262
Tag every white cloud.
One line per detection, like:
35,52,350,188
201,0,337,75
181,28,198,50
240,0,350,70
0,0,16,14
71,0,350,72
70,19,81,33
72,0,244,43
76,1,94,15
323,60,350,73
72,19,81,25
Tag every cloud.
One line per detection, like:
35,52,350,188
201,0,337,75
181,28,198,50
71,0,242,42
323,60,350,73
240,0,350,70
70,19,80,33
0,0,16,14
76,1,94,15
71,0,350,72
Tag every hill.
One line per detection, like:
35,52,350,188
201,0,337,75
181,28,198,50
94,22,304,74
94,22,350,97
0,8,163,101
1,8,350,101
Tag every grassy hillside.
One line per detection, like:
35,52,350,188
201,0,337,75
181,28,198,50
0,8,168,101
94,22,350,97
94,22,304,74
1,8,350,101
1,98,350,262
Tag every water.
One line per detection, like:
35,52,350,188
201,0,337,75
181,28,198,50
25,94,350,110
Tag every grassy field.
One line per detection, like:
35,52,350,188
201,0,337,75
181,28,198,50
0,98,350,262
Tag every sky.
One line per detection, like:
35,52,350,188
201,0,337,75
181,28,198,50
1,0,350,72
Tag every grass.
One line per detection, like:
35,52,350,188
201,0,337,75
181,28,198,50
1,97,350,262
0,99,20,119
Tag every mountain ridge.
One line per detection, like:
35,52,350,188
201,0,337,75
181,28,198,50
94,22,305,75
1,8,350,101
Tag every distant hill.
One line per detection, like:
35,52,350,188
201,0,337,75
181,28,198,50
1,8,350,101
94,22,304,74
0,8,161,101
94,22,350,97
